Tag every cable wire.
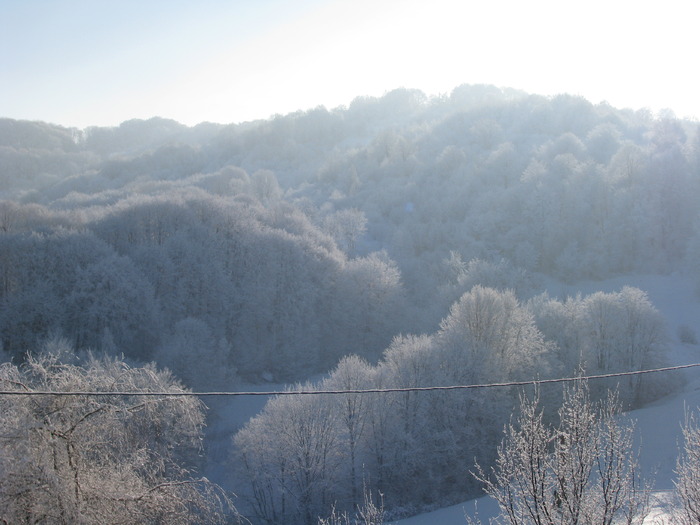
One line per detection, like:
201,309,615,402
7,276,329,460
0,363,697,397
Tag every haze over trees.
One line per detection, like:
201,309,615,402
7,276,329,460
1,84,698,522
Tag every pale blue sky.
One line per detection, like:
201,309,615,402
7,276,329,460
1,0,697,128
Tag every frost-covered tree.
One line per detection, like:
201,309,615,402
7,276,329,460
475,380,649,525
675,411,700,525
442,256,538,302
0,231,136,359
438,286,550,383
251,169,282,204
581,287,666,404
527,292,584,376
333,252,404,362
321,355,374,508
64,253,160,360
585,123,621,165
233,385,341,525
0,344,236,524
317,489,385,525
232,287,560,521
373,334,449,505
529,287,667,406
320,208,367,257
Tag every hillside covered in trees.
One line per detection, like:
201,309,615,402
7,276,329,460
1,84,699,523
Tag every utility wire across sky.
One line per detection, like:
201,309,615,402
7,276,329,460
1,363,697,397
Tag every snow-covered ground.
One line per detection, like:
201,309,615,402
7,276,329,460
393,274,700,525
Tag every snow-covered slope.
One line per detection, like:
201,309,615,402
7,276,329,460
394,274,700,525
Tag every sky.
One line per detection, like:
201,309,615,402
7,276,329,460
1,0,698,129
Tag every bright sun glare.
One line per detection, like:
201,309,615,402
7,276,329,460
1,0,697,127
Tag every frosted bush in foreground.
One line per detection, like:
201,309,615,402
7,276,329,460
675,412,700,525
474,380,649,525
0,344,238,524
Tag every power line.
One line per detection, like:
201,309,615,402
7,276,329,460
0,363,697,397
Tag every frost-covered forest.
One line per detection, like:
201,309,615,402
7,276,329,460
2,84,700,523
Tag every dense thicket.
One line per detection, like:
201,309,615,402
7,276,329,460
232,286,666,523
0,84,695,522
0,194,404,382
